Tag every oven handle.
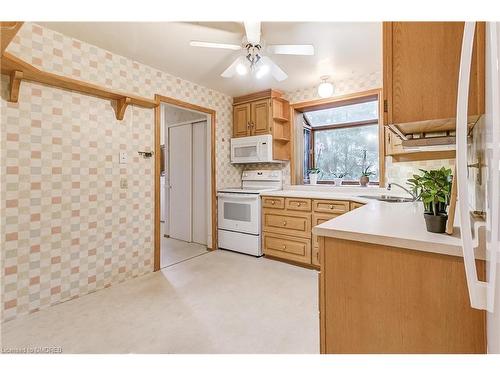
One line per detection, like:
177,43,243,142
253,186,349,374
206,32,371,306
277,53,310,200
217,193,259,200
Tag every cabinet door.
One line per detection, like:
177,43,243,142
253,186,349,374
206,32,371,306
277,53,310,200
251,99,271,135
384,22,484,125
233,103,251,137
312,213,339,266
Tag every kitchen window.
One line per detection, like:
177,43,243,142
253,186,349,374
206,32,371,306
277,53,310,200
302,93,382,185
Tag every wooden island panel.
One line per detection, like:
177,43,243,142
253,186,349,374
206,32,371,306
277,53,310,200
319,236,486,354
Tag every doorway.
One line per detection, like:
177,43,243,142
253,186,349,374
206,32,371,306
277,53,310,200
157,101,214,268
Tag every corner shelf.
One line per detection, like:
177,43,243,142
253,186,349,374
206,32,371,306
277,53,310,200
1,52,158,120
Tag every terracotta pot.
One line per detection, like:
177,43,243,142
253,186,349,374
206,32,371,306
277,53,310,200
359,176,369,187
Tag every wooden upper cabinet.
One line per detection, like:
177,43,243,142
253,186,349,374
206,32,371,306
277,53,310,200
383,22,485,126
233,103,251,137
232,89,291,161
251,99,271,135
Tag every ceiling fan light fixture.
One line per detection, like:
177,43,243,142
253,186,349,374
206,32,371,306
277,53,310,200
236,63,248,76
318,75,334,98
255,64,270,79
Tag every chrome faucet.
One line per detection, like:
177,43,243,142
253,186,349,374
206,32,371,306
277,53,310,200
387,182,418,201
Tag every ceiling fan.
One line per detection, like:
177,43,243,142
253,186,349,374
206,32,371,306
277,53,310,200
189,22,314,82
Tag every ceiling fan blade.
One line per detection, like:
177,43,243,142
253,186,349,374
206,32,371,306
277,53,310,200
221,56,246,78
267,44,315,55
244,21,261,45
260,56,288,82
190,40,242,50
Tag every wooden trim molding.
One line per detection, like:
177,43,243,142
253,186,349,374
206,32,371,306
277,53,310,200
291,88,382,112
153,94,217,271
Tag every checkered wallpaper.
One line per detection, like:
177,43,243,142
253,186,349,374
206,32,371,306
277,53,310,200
1,22,238,322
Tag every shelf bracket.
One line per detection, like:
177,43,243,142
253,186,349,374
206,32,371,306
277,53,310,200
9,70,23,103
115,97,132,121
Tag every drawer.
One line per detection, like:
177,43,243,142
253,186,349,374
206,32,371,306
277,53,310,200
350,201,365,210
263,232,311,265
312,213,339,251
262,196,285,209
285,197,311,212
262,210,311,238
313,199,349,214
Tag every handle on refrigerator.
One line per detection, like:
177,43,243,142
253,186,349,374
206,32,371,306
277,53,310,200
486,22,500,313
456,21,488,310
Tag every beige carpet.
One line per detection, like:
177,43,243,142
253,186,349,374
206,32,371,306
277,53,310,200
161,237,208,268
1,249,319,353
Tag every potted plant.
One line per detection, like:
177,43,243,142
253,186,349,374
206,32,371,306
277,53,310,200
332,172,346,187
359,166,374,187
406,167,452,233
308,168,321,185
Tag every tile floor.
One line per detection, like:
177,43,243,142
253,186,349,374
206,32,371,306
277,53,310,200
160,237,208,268
1,248,319,353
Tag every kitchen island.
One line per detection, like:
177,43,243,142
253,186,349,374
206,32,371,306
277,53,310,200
299,188,487,354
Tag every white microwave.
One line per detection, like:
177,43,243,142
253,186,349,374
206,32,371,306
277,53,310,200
230,134,277,164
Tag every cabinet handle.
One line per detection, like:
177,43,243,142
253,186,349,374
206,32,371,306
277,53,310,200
329,205,334,209
283,221,287,226
282,245,287,250
247,122,251,128
271,200,275,205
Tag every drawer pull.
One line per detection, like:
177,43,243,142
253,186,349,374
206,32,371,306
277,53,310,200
271,201,275,205
282,245,287,250
329,205,334,209
296,202,301,206
283,221,287,226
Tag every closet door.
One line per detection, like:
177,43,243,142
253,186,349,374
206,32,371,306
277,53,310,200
192,121,207,245
168,124,192,242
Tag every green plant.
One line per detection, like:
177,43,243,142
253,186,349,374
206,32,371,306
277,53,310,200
308,168,321,175
332,172,346,178
361,165,375,177
407,167,453,215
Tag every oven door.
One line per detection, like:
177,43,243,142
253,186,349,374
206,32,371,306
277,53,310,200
217,193,260,235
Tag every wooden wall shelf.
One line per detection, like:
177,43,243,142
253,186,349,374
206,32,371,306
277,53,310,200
0,52,158,120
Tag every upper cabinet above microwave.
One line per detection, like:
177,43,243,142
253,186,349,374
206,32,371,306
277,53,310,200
383,22,485,154
232,89,291,161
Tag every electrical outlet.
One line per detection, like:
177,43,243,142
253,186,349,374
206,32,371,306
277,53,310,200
119,151,128,164
120,178,128,189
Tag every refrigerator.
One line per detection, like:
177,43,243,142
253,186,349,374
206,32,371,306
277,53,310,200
456,22,500,353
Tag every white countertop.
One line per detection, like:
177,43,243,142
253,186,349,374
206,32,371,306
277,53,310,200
261,185,485,259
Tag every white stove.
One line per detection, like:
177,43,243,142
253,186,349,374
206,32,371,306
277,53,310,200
217,170,282,256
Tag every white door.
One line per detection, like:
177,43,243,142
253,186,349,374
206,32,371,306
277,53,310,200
192,121,207,245
168,124,192,242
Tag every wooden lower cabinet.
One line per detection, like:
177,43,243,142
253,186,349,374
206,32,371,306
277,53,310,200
319,236,486,353
262,232,311,264
261,196,352,267
262,209,311,238
312,213,339,266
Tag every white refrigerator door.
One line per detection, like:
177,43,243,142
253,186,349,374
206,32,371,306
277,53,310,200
485,22,500,354
456,22,500,322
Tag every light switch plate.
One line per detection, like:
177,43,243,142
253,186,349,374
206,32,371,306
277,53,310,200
119,151,128,164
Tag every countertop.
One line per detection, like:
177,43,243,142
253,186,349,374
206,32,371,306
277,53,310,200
261,186,485,259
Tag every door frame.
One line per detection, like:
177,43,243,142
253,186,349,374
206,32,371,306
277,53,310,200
154,94,217,271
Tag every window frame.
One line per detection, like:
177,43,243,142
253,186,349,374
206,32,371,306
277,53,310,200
291,89,385,187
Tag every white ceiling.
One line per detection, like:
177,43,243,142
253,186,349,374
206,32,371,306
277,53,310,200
38,22,382,97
